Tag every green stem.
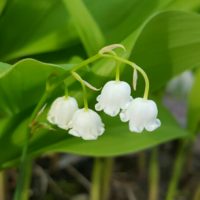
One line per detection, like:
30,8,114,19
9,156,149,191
194,183,200,200
0,171,6,200
50,53,101,91
13,53,103,200
14,92,49,200
72,53,101,72
90,158,113,200
71,72,89,110
102,54,150,99
63,80,69,98
64,87,69,98
81,81,88,110
101,158,114,200
149,148,159,200
14,159,32,200
115,62,120,81
90,158,103,200
165,140,189,200
29,92,50,128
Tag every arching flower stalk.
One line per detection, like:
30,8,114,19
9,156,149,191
47,43,161,139
98,46,161,133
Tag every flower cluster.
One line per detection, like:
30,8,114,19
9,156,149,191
47,96,104,140
96,81,161,133
47,44,161,140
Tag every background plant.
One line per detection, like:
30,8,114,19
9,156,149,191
0,0,200,199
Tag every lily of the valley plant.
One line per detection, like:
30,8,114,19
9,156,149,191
47,44,161,140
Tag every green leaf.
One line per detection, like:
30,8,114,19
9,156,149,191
1,0,199,62
90,11,200,95
86,0,165,43
131,11,200,92
1,11,200,119
0,59,71,116
86,0,199,43
0,0,78,61
63,0,105,56
188,69,200,133
0,103,188,169
1,9,200,168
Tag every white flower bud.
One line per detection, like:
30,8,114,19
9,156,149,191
120,98,161,133
95,80,132,117
47,96,78,130
68,108,105,140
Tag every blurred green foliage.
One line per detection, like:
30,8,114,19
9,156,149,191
0,0,200,169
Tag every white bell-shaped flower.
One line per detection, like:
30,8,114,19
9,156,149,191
120,98,161,133
95,80,132,117
47,96,78,130
68,108,105,140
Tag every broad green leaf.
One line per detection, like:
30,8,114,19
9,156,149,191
1,11,200,116
131,11,200,92
86,0,200,43
32,0,171,63
90,11,200,96
63,0,105,56
0,10,200,168
0,103,188,169
188,69,200,133
0,0,79,61
86,0,165,43
1,0,199,62
1,10,200,104
0,59,72,116
0,55,188,169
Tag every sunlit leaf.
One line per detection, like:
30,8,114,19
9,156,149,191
0,103,188,169
0,0,78,61
131,11,200,92
0,59,72,116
